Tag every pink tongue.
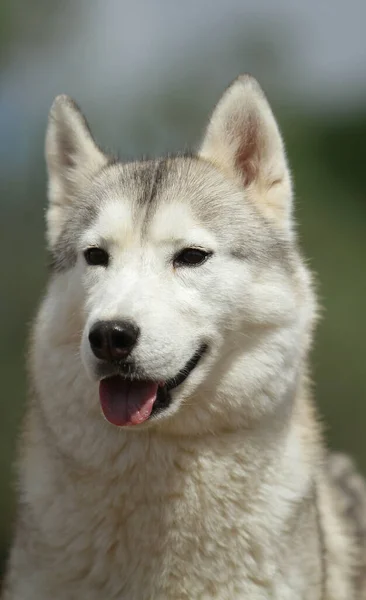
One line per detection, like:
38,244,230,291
99,376,158,426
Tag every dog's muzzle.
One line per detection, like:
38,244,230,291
97,343,208,427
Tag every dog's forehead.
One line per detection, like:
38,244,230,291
90,156,247,243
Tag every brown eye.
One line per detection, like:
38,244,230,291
84,247,109,267
173,248,212,267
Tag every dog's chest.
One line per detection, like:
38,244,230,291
43,446,284,599
18,422,326,600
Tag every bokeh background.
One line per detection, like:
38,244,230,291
1,0,365,577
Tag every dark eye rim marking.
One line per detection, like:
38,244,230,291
84,247,109,267
173,248,213,268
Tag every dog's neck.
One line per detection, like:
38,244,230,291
33,371,312,488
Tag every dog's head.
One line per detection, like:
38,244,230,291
40,76,315,434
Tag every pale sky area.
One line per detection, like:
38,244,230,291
1,0,365,171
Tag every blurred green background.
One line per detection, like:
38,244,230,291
1,0,365,577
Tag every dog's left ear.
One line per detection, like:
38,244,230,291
45,95,108,246
199,75,292,230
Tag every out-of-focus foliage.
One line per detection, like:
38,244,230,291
0,0,365,580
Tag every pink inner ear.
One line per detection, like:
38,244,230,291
235,115,259,187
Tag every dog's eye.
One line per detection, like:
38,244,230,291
173,248,212,267
84,247,109,267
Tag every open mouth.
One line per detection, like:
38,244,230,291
99,344,208,427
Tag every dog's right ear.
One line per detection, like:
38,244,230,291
45,95,107,246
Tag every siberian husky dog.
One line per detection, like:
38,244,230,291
3,75,366,599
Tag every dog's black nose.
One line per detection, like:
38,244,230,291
88,320,140,361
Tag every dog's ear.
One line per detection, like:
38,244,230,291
199,75,292,230
45,95,107,246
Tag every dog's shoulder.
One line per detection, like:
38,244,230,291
327,452,366,595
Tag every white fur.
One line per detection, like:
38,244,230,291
3,76,356,600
